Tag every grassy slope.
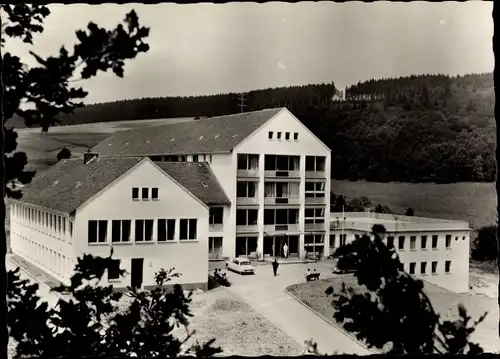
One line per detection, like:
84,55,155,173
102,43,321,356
287,275,499,353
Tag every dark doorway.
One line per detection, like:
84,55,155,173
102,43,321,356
131,258,144,289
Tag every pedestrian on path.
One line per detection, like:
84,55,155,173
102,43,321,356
283,243,289,259
272,257,279,276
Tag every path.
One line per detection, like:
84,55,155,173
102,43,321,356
224,262,372,355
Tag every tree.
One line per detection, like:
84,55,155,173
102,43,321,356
471,225,498,261
56,148,72,162
7,250,221,358
405,208,415,216
326,225,486,354
2,4,150,358
373,203,393,214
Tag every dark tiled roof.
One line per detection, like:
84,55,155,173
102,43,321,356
92,108,284,156
15,157,144,214
155,162,230,206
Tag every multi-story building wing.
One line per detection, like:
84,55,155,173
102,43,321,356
330,212,471,293
92,108,332,260
9,156,230,290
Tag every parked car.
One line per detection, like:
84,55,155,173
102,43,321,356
226,257,255,274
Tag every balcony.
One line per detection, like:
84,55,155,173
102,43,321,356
236,224,259,234
305,170,326,179
209,223,223,232
305,196,326,204
264,224,300,233
237,197,260,206
264,170,300,179
264,197,300,205
305,222,326,231
237,169,259,178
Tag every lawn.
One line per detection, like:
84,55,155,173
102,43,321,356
287,274,500,353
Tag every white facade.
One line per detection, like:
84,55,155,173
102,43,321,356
330,212,471,293
9,159,211,290
209,108,332,259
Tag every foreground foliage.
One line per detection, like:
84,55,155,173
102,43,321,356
328,224,486,354
7,251,221,358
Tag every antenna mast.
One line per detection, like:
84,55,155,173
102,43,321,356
238,93,247,113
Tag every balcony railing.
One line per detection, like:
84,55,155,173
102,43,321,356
305,222,326,231
264,197,300,205
305,170,326,179
237,197,259,206
209,223,223,232
236,224,259,233
237,169,259,178
264,170,300,179
264,223,300,233
305,196,326,204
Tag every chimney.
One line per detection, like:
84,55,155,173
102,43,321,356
84,152,98,165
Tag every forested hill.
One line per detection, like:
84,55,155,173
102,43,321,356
8,73,495,183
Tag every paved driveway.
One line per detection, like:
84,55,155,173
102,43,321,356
223,261,372,355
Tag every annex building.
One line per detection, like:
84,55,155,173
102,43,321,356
330,212,471,293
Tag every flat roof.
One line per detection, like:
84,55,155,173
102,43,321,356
330,212,471,233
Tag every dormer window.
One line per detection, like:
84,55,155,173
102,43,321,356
285,132,290,140
202,182,209,188
277,132,282,140
268,131,273,139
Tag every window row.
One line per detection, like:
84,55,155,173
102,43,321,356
17,235,69,277
388,234,455,251
132,187,159,201
149,154,213,163
236,181,324,198
268,131,299,141
13,204,73,238
305,182,326,197
408,260,452,275
264,208,299,225
264,182,300,198
237,154,327,172
265,155,300,171
305,208,325,224
88,218,198,243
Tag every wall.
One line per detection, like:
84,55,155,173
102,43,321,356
74,159,209,289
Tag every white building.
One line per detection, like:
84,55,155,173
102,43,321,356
9,156,230,290
92,107,332,260
330,212,471,293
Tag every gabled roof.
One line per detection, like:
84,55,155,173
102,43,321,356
13,157,144,214
91,108,284,157
155,162,230,206
13,157,230,214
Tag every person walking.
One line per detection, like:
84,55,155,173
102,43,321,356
272,257,280,276
304,246,308,263
283,243,289,259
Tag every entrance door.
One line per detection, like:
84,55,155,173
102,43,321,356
131,258,144,289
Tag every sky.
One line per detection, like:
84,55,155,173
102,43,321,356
4,1,494,104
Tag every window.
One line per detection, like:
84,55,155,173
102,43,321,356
158,219,176,241
132,187,139,200
237,154,259,170
277,132,282,140
264,182,299,198
305,182,326,198
305,208,325,224
387,236,395,247
180,219,197,240
410,236,417,250
112,220,131,243
293,132,299,141
264,155,300,171
142,188,149,200
445,261,451,273
209,154,213,163
237,181,257,198
236,209,259,226
421,235,427,249
88,220,108,243
192,155,199,163
57,216,61,233
135,219,154,242
62,217,66,233
209,207,224,225
263,208,299,225
330,234,336,248
305,156,326,172
409,262,416,275
398,236,405,250
421,262,427,275
151,188,159,200
285,132,290,140
432,261,438,274
432,235,438,249
268,131,273,139
305,234,325,253
445,235,452,249
108,259,121,280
